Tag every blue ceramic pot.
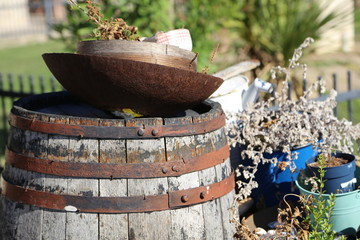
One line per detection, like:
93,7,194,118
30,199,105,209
264,144,318,203
268,144,318,185
306,152,356,194
237,144,317,208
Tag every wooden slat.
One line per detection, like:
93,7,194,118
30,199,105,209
193,108,230,239
2,166,44,239
196,130,227,239
347,71,353,121
332,73,338,117
212,60,260,80
215,160,236,239
315,89,360,102
2,116,46,239
66,117,98,240
42,115,68,240
98,119,128,240
126,118,170,240
198,164,224,239
165,116,205,240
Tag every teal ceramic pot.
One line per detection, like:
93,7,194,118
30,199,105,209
296,169,360,235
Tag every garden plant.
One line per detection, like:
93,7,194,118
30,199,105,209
226,0,346,97
228,38,360,239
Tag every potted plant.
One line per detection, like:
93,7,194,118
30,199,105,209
296,153,360,236
228,38,360,239
227,37,359,207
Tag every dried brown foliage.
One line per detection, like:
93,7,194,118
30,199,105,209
275,194,313,240
233,218,260,240
68,0,140,41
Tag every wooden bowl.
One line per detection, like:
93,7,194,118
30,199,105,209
42,53,223,117
77,40,197,71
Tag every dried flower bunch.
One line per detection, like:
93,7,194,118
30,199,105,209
68,0,140,40
227,37,360,201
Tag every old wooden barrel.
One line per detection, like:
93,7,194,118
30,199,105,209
0,91,235,240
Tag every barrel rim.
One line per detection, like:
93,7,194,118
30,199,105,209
10,92,225,139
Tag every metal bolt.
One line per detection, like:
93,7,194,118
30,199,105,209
172,165,180,172
151,129,159,136
181,195,189,203
161,167,168,174
200,192,206,199
137,128,144,136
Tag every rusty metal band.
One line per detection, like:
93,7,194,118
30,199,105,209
8,112,225,139
1,172,234,213
5,145,229,178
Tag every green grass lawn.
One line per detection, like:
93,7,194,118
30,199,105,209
0,40,67,132
355,8,360,40
0,40,71,78
0,40,70,168
337,99,360,124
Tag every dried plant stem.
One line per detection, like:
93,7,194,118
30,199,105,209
67,0,139,40
201,43,220,74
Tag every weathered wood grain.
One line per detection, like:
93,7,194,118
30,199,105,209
77,40,197,71
4,113,47,240
42,116,68,240
165,116,206,240
215,160,236,239
127,118,170,240
199,170,225,240
2,166,44,240
66,117,99,240
2,95,234,240
195,110,229,240
98,119,128,240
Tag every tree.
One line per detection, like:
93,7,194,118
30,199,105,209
225,0,342,96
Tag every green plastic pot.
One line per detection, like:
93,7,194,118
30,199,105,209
296,171,360,235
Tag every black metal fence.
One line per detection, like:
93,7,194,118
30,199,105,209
0,72,64,157
288,71,360,122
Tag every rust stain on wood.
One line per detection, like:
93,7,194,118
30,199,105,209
1,172,234,213
5,145,228,178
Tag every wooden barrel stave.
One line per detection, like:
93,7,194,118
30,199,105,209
126,117,170,240
98,118,128,239
2,166,44,240
43,116,70,240
1,93,235,240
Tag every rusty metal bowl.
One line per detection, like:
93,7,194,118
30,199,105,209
42,53,223,117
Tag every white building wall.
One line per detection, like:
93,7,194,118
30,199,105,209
0,0,30,36
315,0,355,53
